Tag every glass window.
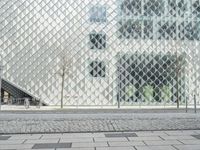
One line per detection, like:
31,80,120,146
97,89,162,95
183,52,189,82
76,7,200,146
89,6,107,23
158,21,176,40
180,21,200,40
177,0,188,17
168,0,177,17
143,20,153,39
89,61,106,77
143,0,165,16
89,32,106,49
118,19,142,39
120,0,142,16
168,0,189,17
178,21,200,40
117,52,185,103
192,0,200,18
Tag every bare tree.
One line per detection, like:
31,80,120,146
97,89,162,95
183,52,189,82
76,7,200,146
175,51,187,108
57,52,72,108
168,40,186,108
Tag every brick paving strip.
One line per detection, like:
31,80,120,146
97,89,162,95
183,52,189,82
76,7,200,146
0,110,200,134
0,130,200,150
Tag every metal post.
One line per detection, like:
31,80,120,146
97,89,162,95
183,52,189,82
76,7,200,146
118,95,120,109
185,98,188,113
116,60,121,109
36,98,41,109
39,98,41,108
194,95,197,113
0,66,2,111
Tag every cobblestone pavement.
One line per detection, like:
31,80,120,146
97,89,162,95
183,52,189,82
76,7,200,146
0,111,200,134
1,130,200,150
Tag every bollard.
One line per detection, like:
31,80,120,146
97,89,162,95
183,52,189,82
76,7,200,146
194,95,197,113
117,94,120,109
186,99,188,113
24,98,30,109
39,99,41,109
36,98,40,109
0,66,2,111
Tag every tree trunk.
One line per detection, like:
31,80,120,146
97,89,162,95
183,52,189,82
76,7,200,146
61,74,64,109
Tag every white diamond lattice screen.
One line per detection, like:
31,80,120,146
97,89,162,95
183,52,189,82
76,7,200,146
1,0,200,106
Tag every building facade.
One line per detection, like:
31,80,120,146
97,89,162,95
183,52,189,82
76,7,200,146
1,0,200,106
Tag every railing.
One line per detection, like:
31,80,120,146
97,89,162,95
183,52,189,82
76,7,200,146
1,97,41,109
0,96,198,112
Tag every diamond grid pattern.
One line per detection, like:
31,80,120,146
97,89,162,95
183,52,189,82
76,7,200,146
89,31,106,49
192,0,200,18
90,5,107,22
143,0,165,16
168,0,188,17
0,0,200,106
89,61,106,78
117,51,186,105
120,0,142,16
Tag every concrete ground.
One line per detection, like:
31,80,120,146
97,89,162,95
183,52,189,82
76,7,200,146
1,130,200,150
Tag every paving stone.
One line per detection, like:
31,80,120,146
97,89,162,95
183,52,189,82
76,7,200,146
108,141,145,146
136,131,167,137
96,147,135,150
174,144,200,150
0,135,11,140
128,136,162,141
179,139,200,145
144,140,182,146
192,135,200,139
59,137,93,143
17,149,54,150
40,134,62,139
160,135,196,140
9,135,41,140
194,130,200,134
164,131,185,135
0,139,24,144
57,148,95,150
136,131,168,137
164,130,197,136
25,139,59,144
152,131,169,135
181,130,199,135
105,133,137,138
32,143,72,149
92,133,105,137
94,137,128,142
72,142,108,147
62,133,94,138
135,146,177,150
0,144,34,149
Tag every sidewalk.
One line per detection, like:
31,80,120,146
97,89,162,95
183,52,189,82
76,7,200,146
1,130,200,150
0,111,200,134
